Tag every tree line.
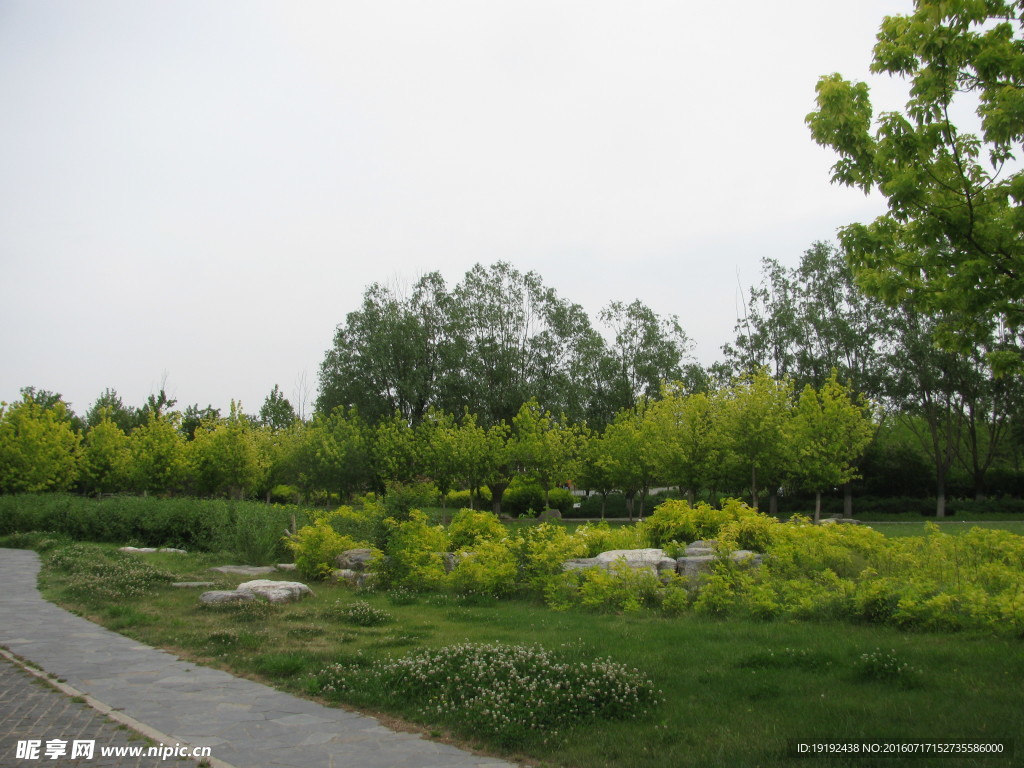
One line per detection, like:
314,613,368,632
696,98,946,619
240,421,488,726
1,246,1022,516
0,369,874,522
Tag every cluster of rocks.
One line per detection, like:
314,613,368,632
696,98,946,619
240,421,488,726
118,546,188,554
332,549,375,588
563,541,763,586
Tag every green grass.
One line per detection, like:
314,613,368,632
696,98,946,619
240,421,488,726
34,542,1023,768
867,520,1024,538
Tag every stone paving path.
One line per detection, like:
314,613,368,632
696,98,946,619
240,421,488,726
0,654,193,767
0,548,519,768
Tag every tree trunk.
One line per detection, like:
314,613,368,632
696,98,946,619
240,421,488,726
768,489,778,518
489,482,508,517
600,492,607,520
750,466,759,510
686,488,695,505
814,491,822,523
935,471,946,519
843,483,853,518
625,491,635,522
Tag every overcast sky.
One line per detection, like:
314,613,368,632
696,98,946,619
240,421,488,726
0,0,918,418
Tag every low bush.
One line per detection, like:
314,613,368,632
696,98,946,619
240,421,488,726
447,508,506,550
285,513,369,580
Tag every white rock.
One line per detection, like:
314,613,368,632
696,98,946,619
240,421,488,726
199,590,255,605
593,549,668,568
237,579,313,603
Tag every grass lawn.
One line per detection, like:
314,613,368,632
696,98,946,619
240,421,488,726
866,520,1024,538
34,543,1023,768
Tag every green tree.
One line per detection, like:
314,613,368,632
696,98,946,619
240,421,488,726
0,395,80,493
259,384,297,431
454,262,604,426
724,258,801,382
600,404,660,521
372,412,421,488
129,413,191,495
79,413,132,494
299,407,371,502
317,272,460,423
191,401,266,499
884,307,972,517
576,431,618,519
511,398,586,509
791,374,877,521
719,369,795,512
418,408,461,508
807,0,1024,373
180,404,221,441
85,388,140,433
646,385,722,504
596,299,693,422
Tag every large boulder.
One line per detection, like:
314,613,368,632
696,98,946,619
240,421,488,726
593,549,677,574
676,555,718,581
119,546,187,554
563,549,676,575
237,579,314,604
199,590,256,606
335,549,375,571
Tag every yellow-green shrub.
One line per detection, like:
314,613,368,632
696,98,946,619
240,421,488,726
514,523,588,591
448,508,506,551
379,510,448,591
285,520,366,580
639,498,768,548
545,562,663,613
449,538,518,597
572,522,644,557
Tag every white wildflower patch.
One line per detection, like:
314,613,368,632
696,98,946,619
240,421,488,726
314,642,662,746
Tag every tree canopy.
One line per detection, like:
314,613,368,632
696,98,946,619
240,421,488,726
807,0,1024,373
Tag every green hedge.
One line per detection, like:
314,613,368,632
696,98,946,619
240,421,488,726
0,494,312,563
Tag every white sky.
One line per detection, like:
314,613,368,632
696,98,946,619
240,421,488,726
0,0,918,418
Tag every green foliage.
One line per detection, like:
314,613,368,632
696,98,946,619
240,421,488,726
382,480,438,518
378,510,448,591
448,538,518,597
79,415,132,495
0,397,80,493
258,384,296,431
573,521,644,557
546,561,664,613
312,642,662,748
285,515,367,580
513,522,588,591
447,508,506,550
129,414,191,495
191,401,266,499
511,399,585,507
807,1,1024,372
640,498,766,548
329,499,391,550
